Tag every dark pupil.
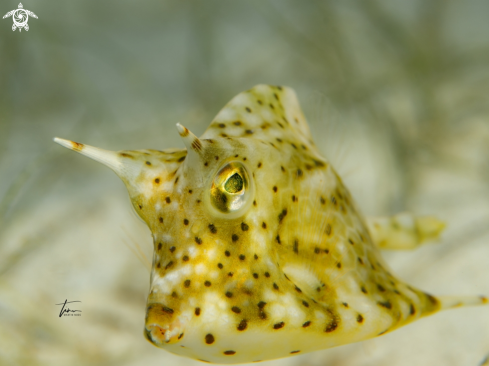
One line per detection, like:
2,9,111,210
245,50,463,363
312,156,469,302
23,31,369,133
224,173,243,193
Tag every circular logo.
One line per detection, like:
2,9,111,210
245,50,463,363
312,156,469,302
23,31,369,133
12,9,28,28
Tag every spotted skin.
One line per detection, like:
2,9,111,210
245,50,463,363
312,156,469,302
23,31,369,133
54,85,487,364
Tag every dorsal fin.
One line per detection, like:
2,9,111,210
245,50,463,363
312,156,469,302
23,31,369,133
201,84,314,149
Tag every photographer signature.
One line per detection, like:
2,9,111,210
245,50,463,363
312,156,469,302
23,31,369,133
55,299,82,317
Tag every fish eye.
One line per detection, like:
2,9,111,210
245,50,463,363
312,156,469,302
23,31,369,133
224,173,243,193
207,161,254,219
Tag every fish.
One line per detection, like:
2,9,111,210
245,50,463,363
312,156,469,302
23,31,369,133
54,84,488,364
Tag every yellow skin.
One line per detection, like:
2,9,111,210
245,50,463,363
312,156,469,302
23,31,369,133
54,85,487,364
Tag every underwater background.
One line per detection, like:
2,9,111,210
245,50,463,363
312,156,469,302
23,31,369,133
1,1,489,365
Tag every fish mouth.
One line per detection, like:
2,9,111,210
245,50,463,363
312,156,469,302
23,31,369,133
144,303,184,346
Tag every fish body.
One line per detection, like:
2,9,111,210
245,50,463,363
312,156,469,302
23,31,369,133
54,85,487,364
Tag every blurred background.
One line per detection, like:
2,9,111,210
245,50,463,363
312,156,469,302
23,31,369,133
1,0,489,365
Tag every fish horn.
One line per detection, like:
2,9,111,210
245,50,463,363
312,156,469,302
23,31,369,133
54,137,123,173
176,123,203,155
53,137,145,195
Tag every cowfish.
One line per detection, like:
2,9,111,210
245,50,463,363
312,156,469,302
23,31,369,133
54,85,487,364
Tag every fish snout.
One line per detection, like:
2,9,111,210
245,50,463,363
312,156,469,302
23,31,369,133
144,303,183,346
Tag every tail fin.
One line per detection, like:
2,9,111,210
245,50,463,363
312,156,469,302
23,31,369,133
438,295,488,310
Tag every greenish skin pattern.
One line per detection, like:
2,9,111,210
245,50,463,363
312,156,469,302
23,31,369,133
114,85,440,364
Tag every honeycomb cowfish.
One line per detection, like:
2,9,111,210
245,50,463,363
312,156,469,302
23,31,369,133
54,85,487,364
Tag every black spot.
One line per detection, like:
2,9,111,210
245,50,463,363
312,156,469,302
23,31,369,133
157,243,162,251
209,224,217,234
241,222,249,231
225,251,230,257
204,162,209,167
273,322,285,329
291,143,297,149
325,319,338,333
159,217,163,223
273,186,278,192
336,262,342,269
302,301,309,307
205,334,215,344
342,302,349,308
273,283,279,290
290,350,300,354
195,237,202,245
320,196,326,204
232,234,239,242
410,304,416,315
253,273,259,279
156,263,161,269
234,121,242,126
253,200,257,206
358,257,364,265
184,279,191,288
245,107,252,113
195,307,201,316
215,156,219,161
325,224,332,236
262,222,267,229
276,235,281,244
218,123,225,128
223,350,236,355
314,247,321,254
174,177,179,184
378,301,392,309
237,319,247,331
225,291,233,298
188,189,193,194
171,291,178,298
165,196,171,203
169,246,176,253
292,195,296,202
295,286,302,293
245,129,253,135
296,169,303,177
182,255,189,262
254,254,259,260
257,162,262,168
178,156,186,162
264,272,270,278
204,281,211,287
145,161,152,166
155,178,160,184
293,240,299,254
278,209,287,223
138,204,143,209
217,263,223,269
377,284,386,292
239,255,245,261
257,301,267,309
331,196,337,205
302,321,311,328
228,272,234,277
231,306,241,314
357,314,364,323
178,333,184,339
361,286,368,294
183,219,189,225
165,261,174,270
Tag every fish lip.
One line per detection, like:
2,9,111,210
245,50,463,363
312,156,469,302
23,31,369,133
144,303,185,346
